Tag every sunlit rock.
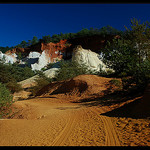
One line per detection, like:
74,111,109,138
0,51,17,64
72,45,114,73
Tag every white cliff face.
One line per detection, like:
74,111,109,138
0,51,17,64
28,51,41,58
72,45,114,73
30,50,50,71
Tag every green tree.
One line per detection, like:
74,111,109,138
99,25,122,36
124,18,150,65
27,40,32,47
15,44,21,48
103,37,137,75
0,46,11,53
0,82,13,118
76,28,90,37
31,36,38,45
42,35,51,43
51,34,61,43
20,40,27,48
17,52,22,60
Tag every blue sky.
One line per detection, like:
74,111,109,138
0,3,150,47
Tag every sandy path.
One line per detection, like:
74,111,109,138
0,96,121,146
89,106,121,146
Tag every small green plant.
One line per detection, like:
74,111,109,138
31,71,53,96
0,82,13,118
109,79,122,88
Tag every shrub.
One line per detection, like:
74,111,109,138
109,79,122,87
109,79,122,92
129,60,150,90
0,62,35,93
5,81,23,93
54,60,91,81
0,82,13,118
0,63,35,83
31,71,53,96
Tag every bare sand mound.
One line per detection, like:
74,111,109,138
37,74,121,97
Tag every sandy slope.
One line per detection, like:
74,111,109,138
0,75,149,146
0,95,121,146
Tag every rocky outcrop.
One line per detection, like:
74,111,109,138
0,51,17,64
29,51,50,71
72,45,114,73
41,39,70,62
4,39,71,70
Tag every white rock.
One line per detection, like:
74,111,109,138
43,68,59,78
28,51,41,58
30,51,50,71
72,45,114,73
0,51,17,64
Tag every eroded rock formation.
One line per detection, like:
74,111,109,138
0,51,17,64
72,45,114,73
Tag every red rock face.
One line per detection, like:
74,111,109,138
41,39,71,62
5,39,71,63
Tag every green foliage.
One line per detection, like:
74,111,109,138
74,26,122,39
55,60,92,81
5,81,23,93
31,36,39,45
41,35,52,43
0,82,13,118
20,40,27,48
131,60,150,88
27,40,32,47
0,46,13,53
17,52,22,60
121,60,150,93
99,25,123,37
103,38,137,74
102,18,150,93
75,28,90,37
0,63,35,93
51,34,61,43
124,18,150,64
31,71,52,96
109,79,122,87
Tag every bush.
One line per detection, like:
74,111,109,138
55,60,91,81
0,63,35,83
130,60,150,90
121,60,150,95
109,79,122,87
0,63,35,93
0,82,13,118
31,71,53,96
5,81,23,93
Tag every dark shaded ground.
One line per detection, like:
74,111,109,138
73,87,150,119
100,97,144,119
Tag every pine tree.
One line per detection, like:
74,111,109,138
31,36,38,45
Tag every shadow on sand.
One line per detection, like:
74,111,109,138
73,89,150,119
